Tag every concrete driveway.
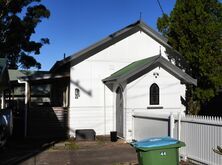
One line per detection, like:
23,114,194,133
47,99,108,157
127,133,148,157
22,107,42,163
0,137,138,165
0,137,193,165
22,141,138,165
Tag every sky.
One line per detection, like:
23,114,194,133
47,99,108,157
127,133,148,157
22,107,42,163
31,0,176,71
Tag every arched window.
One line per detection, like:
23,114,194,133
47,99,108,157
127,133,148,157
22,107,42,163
150,83,159,105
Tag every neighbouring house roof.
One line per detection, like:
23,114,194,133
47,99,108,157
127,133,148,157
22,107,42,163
18,72,69,82
0,58,9,91
8,69,69,84
8,70,66,96
50,20,184,72
8,70,48,82
102,55,197,91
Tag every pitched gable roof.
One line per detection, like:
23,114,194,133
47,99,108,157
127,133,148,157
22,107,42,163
102,55,197,91
50,20,183,72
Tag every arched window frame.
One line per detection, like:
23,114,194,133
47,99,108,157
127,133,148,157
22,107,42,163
149,83,159,105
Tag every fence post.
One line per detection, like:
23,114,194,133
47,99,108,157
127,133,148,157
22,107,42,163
170,113,174,138
1,91,5,109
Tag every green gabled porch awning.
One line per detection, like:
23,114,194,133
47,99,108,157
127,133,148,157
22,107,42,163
103,55,160,82
102,55,197,91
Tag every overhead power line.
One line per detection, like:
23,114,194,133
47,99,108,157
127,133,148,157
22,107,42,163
156,0,165,15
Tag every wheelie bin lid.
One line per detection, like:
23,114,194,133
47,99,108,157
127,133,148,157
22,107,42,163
131,137,185,151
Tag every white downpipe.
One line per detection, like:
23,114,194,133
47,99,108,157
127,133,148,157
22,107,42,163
178,112,182,140
18,79,29,137
113,92,115,131
170,113,174,138
123,87,127,140
103,85,106,135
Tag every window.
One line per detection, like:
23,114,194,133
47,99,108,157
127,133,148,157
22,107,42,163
150,83,159,105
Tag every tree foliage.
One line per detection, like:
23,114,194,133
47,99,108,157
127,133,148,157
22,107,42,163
157,0,222,113
0,0,50,69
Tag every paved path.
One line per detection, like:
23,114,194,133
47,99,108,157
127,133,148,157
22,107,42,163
0,139,138,165
0,138,192,165
22,143,137,165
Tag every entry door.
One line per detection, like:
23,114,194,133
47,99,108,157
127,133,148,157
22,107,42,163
116,87,124,137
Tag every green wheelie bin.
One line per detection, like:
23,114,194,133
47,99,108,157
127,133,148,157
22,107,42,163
131,137,185,165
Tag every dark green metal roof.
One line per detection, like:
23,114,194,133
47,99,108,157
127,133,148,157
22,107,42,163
106,55,160,81
103,55,197,91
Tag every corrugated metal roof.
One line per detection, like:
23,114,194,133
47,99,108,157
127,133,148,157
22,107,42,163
18,72,69,81
106,55,160,81
8,70,48,81
8,70,27,81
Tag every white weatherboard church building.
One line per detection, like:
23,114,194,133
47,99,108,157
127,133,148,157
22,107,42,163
14,21,197,140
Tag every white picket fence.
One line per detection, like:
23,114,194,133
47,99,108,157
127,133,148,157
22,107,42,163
180,115,222,165
132,111,222,165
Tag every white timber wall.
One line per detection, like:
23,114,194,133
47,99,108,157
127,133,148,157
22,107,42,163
69,31,169,137
125,67,186,110
124,67,186,140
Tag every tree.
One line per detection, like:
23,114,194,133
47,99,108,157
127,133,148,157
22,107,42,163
213,145,222,155
157,0,222,114
0,0,50,69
